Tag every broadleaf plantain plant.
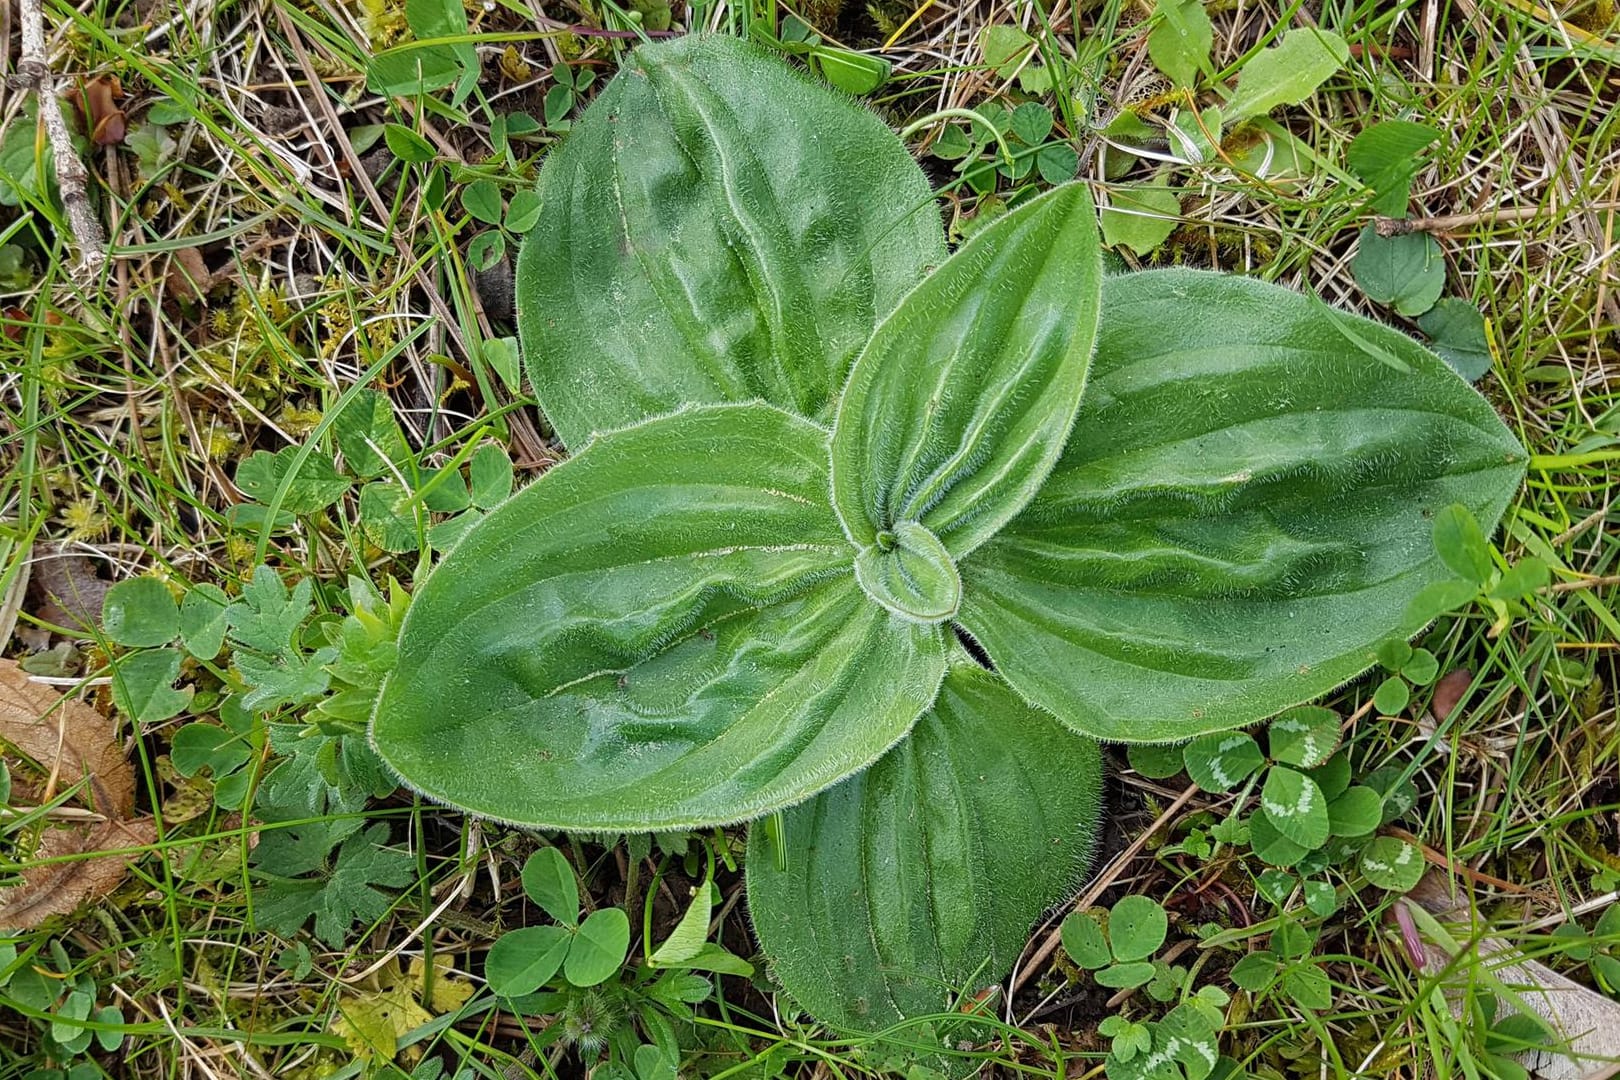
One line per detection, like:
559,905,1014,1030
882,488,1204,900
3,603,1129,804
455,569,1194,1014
371,34,1526,1031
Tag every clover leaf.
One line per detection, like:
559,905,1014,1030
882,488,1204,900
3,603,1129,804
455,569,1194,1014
484,848,631,996
369,34,1527,1034
1061,896,1171,991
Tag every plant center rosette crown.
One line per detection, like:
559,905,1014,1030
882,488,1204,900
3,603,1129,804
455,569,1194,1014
369,35,1525,1031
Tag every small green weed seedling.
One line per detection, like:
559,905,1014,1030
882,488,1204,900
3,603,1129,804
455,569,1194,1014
1345,122,1497,380
228,387,516,555
1061,896,1238,1080
1130,706,1422,892
1465,993,1558,1080
1102,998,1227,1080
368,34,1526,1035
755,14,892,96
0,938,126,1066
1062,896,1171,991
485,846,745,1069
1227,917,1334,1013
1407,503,1551,634
927,100,1080,204
1091,24,1351,255
97,563,411,945
1370,637,1442,716
1551,903,1620,994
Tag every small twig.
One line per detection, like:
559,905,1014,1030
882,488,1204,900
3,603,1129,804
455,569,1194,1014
1550,507,1609,548
1544,574,1620,594
10,0,107,274
1375,202,1620,237
1385,826,1536,895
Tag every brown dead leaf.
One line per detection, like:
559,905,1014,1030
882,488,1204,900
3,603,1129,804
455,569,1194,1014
0,658,155,928
29,546,112,632
2,306,26,342
78,74,127,146
1432,668,1472,722
0,817,156,928
165,246,212,304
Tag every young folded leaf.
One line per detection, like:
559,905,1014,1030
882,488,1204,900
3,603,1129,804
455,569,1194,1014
958,269,1527,742
517,34,946,449
370,404,946,830
852,520,961,622
745,662,1102,1028
830,182,1102,565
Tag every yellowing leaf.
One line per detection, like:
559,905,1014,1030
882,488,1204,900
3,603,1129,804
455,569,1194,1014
409,954,474,1014
330,955,465,1064
332,984,430,1062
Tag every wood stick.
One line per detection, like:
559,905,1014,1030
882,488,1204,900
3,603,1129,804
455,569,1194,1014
11,0,107,274
1375,202,1620,237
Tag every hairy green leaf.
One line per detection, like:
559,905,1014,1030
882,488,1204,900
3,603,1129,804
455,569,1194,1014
852,520,961,623
829,183,1101,560
958,269,1525,743
745,663,1102,1029
517,35,946,448
373,405,946,831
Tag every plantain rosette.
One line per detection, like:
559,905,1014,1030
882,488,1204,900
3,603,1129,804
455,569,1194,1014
370,35,1526,1030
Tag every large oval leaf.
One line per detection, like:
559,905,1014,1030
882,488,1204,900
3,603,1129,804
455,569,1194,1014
829,183,1102,561
371,404,947,830
745,662,1103,1029
517,34,947,449
959,269,1526,742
